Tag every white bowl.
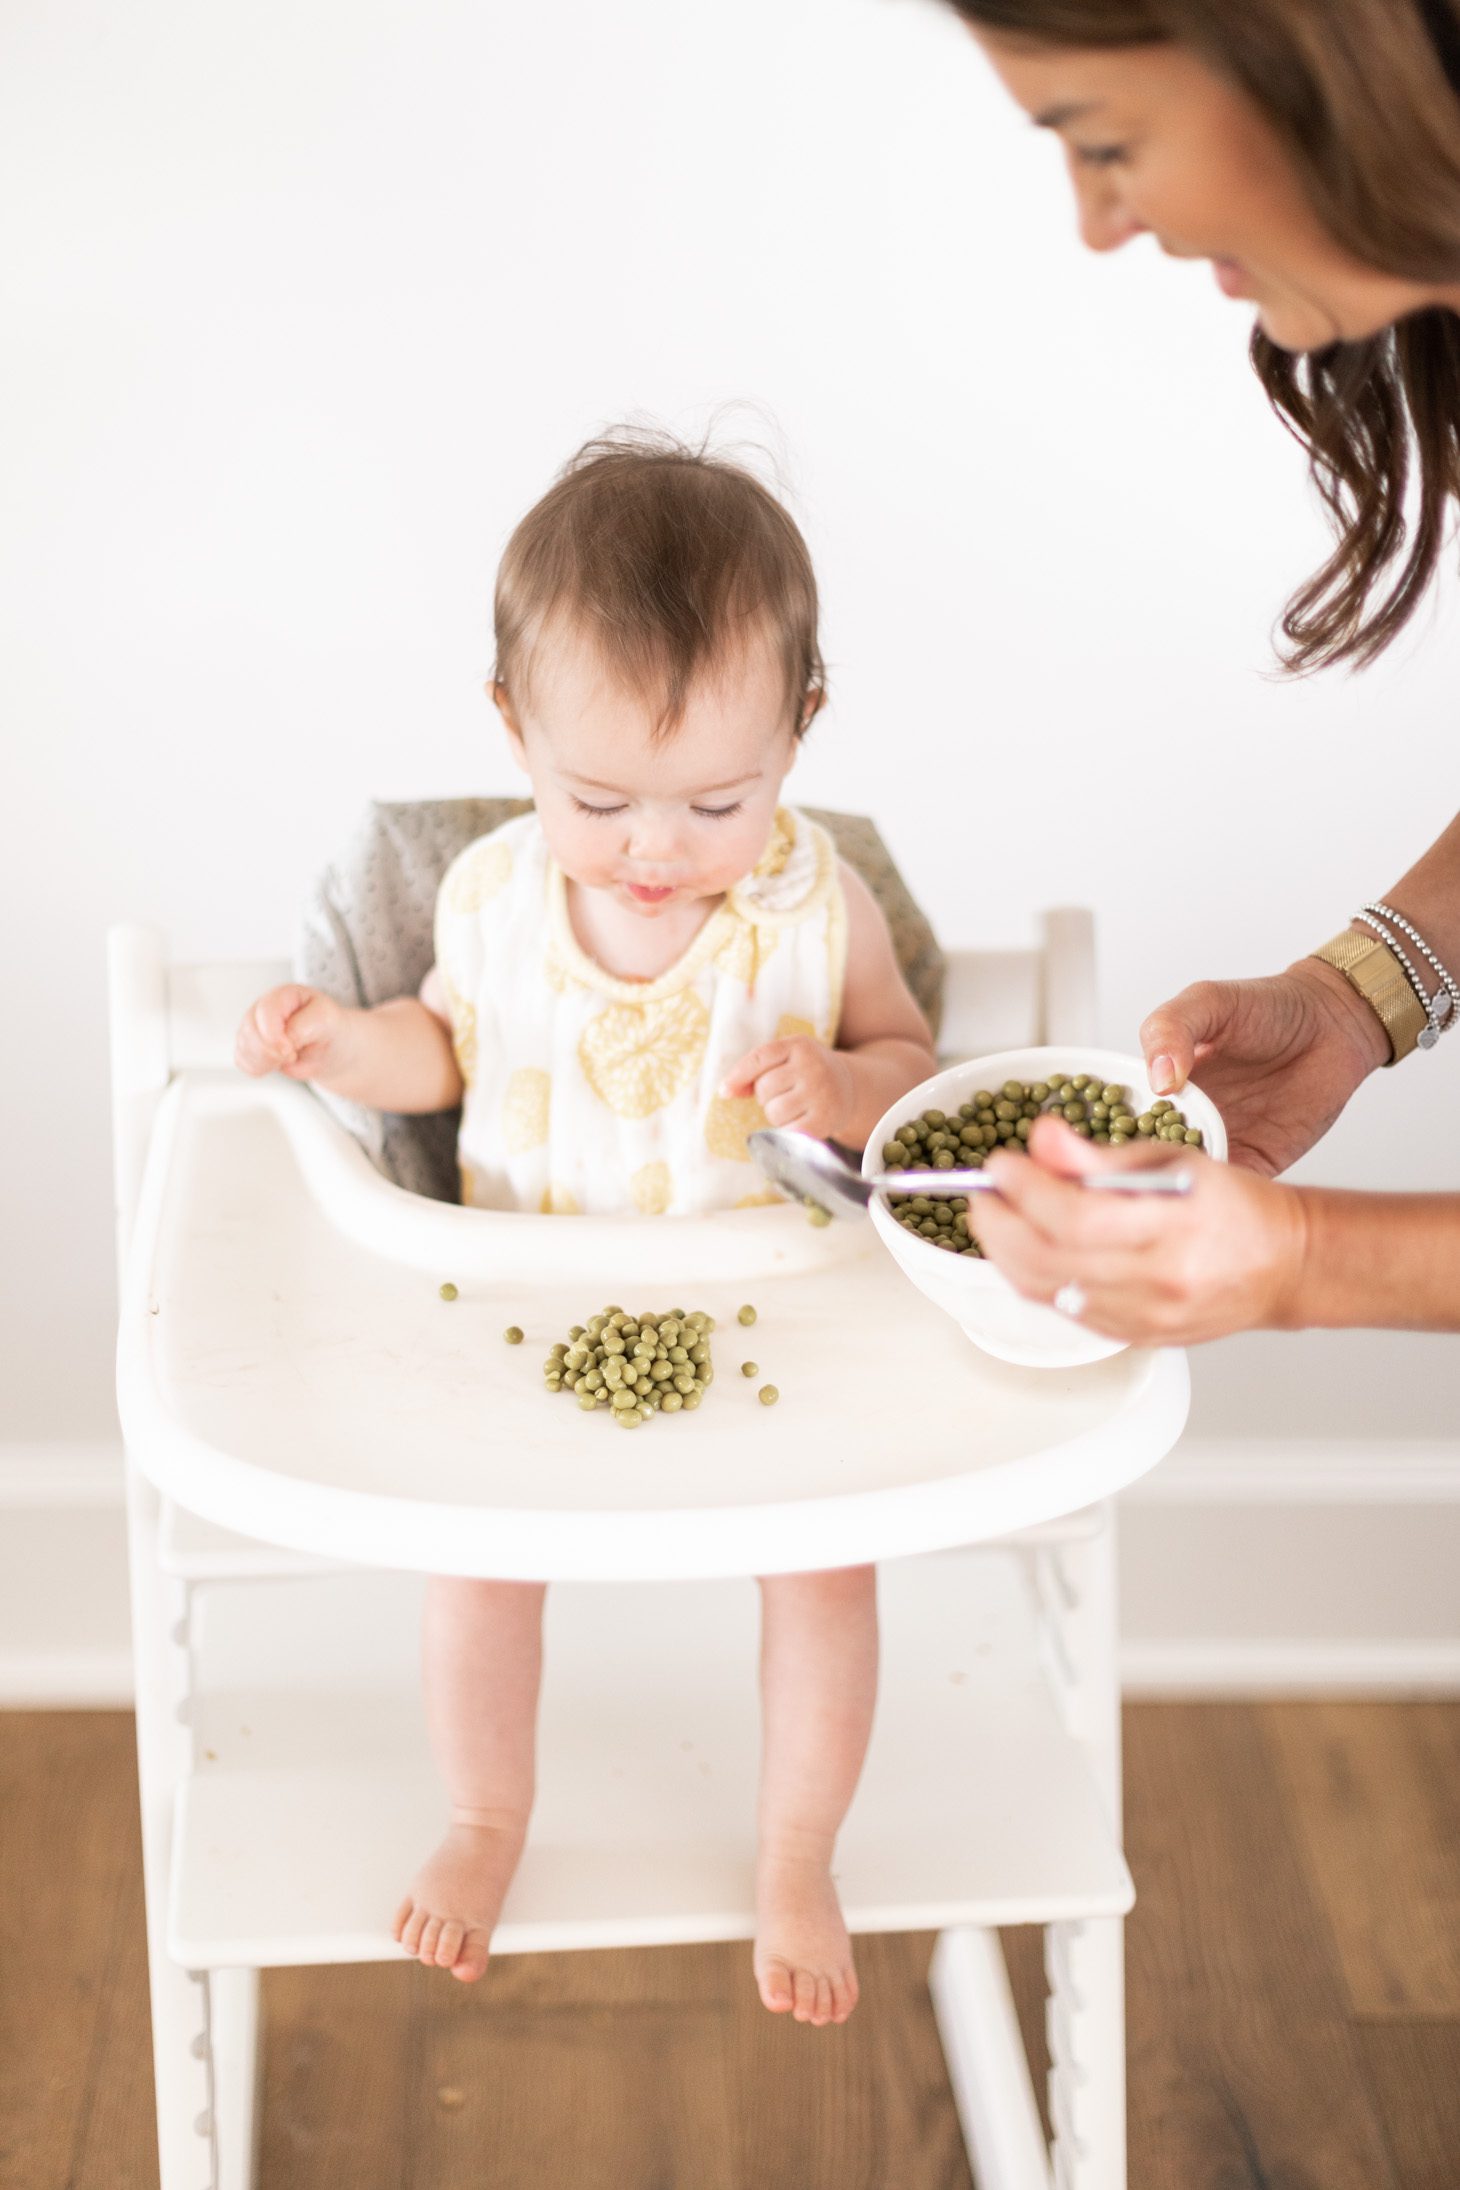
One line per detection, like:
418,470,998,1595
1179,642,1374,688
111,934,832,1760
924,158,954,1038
863,1046,1227,1369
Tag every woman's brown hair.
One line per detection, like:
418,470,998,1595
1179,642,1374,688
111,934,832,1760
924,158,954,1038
940,0,1460,671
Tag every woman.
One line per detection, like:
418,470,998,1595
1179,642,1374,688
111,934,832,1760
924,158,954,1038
938,0,1460,1344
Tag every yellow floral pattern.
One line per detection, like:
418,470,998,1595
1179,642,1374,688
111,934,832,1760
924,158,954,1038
704,1093,769,1164
446,835,514,914
776,1013,816,1042
716,920,779,991
502,1067,551,1154
579,991,710,1120
540,1182,581,1215
440,971,478,1090
630,1161,673,1215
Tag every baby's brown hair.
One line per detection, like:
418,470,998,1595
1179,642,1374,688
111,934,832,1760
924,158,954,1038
493,426,825,736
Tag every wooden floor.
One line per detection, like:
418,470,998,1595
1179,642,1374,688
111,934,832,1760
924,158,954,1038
2,1704,1458,2189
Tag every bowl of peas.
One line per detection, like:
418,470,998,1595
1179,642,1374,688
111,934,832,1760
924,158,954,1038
863,1047,1227,1368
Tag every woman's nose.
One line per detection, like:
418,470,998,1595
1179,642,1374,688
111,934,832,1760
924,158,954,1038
1068,162,1146,254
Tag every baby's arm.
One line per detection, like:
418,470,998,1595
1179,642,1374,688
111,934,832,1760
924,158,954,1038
235,973,463,1113
721,864,936,1147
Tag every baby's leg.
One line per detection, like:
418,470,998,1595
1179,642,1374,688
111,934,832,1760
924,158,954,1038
392,1574,545,1983
754,1564,878,2027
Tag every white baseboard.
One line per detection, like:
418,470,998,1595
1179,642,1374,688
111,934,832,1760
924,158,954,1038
1,1439,1456,1706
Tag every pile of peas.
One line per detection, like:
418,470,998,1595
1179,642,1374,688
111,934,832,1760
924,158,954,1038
542,1306,715,1429
882,1075,1203,1258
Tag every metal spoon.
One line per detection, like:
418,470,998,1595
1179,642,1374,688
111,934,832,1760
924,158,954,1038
749,1127,1194,1222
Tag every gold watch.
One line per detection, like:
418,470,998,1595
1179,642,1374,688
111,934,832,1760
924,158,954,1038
1309,929,1428,1065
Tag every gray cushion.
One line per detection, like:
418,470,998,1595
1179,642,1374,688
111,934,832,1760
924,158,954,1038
298,797,944,1201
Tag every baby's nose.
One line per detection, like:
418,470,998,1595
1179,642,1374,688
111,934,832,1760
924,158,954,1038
627,812,683,865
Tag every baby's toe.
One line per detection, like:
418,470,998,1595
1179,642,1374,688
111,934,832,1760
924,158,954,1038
417,1914,444,1966
435,1918,466,1969
792,1967,817,2022
390,1897,414,1945
398,1900,428,1955
758,1959,795,2014
452,1927,492,1983
812,1974,834,2026
832,1966,859,2023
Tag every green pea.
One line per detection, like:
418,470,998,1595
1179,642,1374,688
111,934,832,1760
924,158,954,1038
503,1325,523,1344
611,1389,637,1411
439,1282,458,1302
741,1361,758,1378
759,1385,780,1406
577,1390,597,1411
661,1390,683,1412
807,1202,832,1226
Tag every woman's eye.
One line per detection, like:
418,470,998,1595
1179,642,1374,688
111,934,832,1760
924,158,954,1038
693,803,743,821
572,798,626,819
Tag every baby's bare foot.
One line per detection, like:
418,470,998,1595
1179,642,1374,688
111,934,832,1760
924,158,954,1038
754,1845,859,2026
392,1814,527,1983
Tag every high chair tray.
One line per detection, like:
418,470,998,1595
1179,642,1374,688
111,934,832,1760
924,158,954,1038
119,1073,1189,1580
169,1552,1131,1967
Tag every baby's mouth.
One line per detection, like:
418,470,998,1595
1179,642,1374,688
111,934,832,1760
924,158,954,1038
626,882,675,904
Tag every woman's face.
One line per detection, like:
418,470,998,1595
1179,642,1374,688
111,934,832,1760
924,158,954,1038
972,34,1448,350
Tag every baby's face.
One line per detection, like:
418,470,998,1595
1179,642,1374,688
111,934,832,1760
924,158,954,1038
497,625,805,919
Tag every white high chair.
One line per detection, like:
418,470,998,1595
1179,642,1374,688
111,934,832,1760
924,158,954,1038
110,895,1189,2190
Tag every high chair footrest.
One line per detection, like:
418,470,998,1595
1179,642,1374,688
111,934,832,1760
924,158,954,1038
166,1551,1130,1969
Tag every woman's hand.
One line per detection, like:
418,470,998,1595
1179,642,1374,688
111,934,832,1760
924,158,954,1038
1138,957,1388,1176
968,1115,1309,1346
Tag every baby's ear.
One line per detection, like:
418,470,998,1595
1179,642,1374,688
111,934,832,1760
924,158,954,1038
490,680,529,767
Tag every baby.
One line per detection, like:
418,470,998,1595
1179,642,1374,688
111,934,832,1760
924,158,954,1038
236,431,936,2027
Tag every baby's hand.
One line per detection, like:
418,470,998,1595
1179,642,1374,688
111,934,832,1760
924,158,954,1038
235,984,352,1082
720,1036,853,1141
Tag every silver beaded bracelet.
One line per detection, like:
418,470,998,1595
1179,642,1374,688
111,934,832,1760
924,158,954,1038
1353,907,1454,1050
1361,902,1460,1025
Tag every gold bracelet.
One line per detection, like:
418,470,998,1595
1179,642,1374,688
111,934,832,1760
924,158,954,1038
1309,929,1428,1065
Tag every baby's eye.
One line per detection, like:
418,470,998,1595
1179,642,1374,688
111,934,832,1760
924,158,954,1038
572,797,627,819
692,802,743,821
1073,143,1128,169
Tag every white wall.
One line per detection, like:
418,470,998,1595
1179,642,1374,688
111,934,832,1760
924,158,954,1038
4,0,1460,1452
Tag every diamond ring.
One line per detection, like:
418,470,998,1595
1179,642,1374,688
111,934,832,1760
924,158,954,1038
1053,1281,1088,1321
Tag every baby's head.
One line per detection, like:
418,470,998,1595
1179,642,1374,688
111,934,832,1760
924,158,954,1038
490,428,825,917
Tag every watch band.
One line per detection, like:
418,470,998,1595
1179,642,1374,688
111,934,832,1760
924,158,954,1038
1310,929,1429,1065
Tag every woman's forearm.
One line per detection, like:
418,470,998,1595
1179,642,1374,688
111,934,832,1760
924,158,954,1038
1285,1188,1460,1331
1361,809,1460,967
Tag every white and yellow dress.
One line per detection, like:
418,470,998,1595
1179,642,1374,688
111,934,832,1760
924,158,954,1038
434,807,848,1216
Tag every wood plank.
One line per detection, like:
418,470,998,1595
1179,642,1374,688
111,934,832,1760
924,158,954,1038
722,1930,973,2190
0,1713,157,2190
416,1979,736,2190
1357,2021,1460,2190
259,1962,418,2190
1264,1701,1460,2018
1123,1703,1401,2190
